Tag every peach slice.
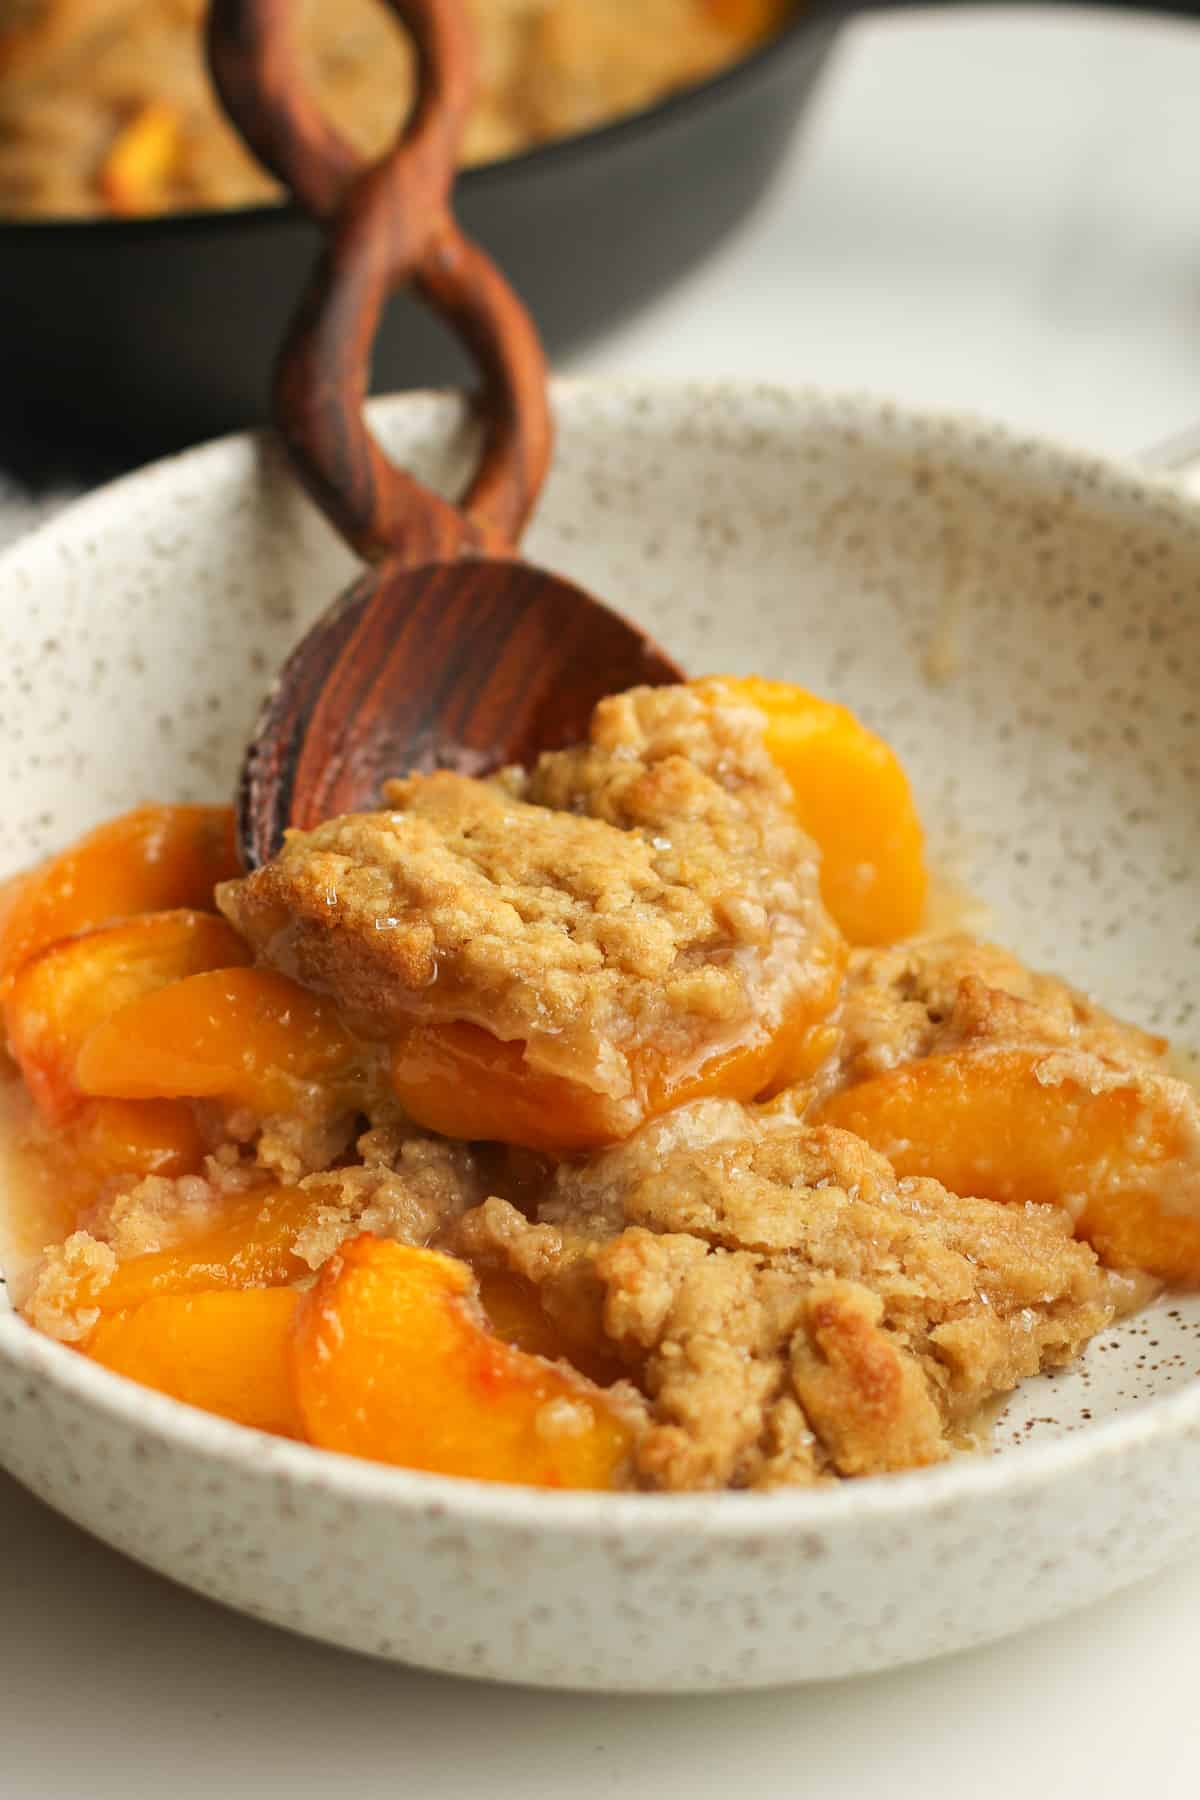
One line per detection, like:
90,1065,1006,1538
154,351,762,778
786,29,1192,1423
816,1047,1200,1283
0,805,240,991
85,1289,302,1436
475,1267,577,1361
61,1097,207,1198
66,1098,205,1181
704,0,786,35
389,939,845,1154
99,102,181,215
72,1185,318,1320
3,909,251,1121
703,676,928,944
0,1092,206,1268
647,941,847,1108
475,1268,626,1387
75,967,362,1115
389,1022,618,1154
293,1237,635,1487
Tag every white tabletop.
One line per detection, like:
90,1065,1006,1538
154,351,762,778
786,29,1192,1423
5,8,1200,1793
576,3,1200,462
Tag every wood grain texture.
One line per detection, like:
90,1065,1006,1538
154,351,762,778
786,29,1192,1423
211,0,685,870
207,0,551,563
238,558,683,868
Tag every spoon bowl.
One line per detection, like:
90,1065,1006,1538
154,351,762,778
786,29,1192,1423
240,555,682,866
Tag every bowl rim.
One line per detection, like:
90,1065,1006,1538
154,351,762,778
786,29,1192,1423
3,373,1200,1535
0,0,847,241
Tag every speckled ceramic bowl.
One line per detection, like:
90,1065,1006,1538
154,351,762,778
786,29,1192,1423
1,382,1199,1693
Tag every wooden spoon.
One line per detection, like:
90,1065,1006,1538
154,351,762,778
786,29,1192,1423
208,0,682,870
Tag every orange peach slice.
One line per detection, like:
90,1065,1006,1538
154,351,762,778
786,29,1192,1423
704,0,786,36
816,1047,1200,1283
75,967,361,1115
703,676,928,944
475,1268,626,1387
84,1185,317,1319
389,1022,616,1153
0,1092,206,1268
3,910,250,1121
293,1237,635,1487
389,939,845,1154
85,1289,302,1436
475,1267,578,1361
98,102,182,215
0,805,240,991
63,1096,206,1184
646,937,847,1109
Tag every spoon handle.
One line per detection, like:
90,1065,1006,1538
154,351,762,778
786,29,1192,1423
208,0,552,565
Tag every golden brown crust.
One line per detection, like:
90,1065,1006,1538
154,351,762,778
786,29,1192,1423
455,1112,1119,1489
220,685,838,1123
786,1280,945,1480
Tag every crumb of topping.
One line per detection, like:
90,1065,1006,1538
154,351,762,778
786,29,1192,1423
534,1396,595,1441
254,1105,358,1185
293,1131,487,1270
22,1230,116,1343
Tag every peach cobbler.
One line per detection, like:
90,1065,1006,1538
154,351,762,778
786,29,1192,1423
3,677,1197,1491
0,0,789,219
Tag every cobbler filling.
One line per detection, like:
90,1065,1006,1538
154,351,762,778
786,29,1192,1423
2,679,1195,1490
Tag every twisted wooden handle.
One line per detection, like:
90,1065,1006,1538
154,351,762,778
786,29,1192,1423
208,0,552,564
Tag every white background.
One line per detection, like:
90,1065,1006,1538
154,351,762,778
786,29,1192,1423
4,9,1200,1793
577,5,1200,462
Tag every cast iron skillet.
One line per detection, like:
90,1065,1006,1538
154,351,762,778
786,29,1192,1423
0,1,848,479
